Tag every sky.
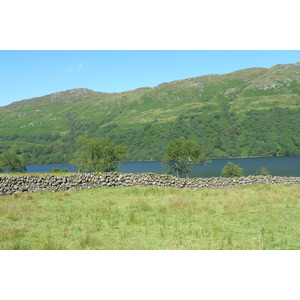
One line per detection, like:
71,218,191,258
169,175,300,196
1,50,300,107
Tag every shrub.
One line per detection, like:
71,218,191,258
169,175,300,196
221,161,243,177
257,166,271,176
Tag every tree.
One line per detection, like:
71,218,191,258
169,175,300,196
1,150,27,173
221,161,243,177
163,139,206,178
72,137,127,172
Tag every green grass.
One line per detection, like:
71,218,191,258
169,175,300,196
0,184,299,249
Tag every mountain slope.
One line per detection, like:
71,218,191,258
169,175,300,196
1,62,300,164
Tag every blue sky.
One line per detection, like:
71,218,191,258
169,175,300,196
1,50,300,106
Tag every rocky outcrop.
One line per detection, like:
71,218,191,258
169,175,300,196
1,173,300,195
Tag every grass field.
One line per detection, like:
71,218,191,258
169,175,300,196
0,184,299,250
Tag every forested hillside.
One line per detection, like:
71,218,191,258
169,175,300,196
1,62,300,164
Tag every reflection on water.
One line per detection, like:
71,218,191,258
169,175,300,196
25,156,300,178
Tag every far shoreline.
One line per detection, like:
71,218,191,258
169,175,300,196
25,154,300,166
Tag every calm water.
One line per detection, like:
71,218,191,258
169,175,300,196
25,156,300,178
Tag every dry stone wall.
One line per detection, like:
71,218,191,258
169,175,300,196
1,173,300,195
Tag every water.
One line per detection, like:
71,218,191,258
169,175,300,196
25,156,300,177
26,164,78,173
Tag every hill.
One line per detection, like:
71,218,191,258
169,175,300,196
1,62,300,164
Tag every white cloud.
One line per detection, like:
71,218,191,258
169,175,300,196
65,63,74,73
78,61,85,70
64,61,85,73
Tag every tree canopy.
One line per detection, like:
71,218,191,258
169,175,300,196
72,137,127,172
0,150,27,173
163,139,206,178
221,161,243,177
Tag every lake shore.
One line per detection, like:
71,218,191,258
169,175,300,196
14,155,300,178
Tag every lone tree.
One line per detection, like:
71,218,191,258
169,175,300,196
1,150,27,173
72,137,127,172
221,161,243,177
163,139,206,178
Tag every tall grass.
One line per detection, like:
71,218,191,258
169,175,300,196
0,184,299,249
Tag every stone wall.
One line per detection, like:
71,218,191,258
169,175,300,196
1,172,300,195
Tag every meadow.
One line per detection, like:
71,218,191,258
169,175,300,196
0,184,299,250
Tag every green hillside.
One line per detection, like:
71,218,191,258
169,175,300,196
1,62,300,164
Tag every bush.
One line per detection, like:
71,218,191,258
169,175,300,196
221,161,243,177
51,168,61,173
257,166,271,176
